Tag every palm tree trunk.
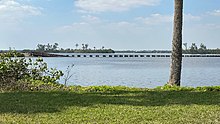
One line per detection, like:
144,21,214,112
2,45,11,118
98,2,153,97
168,0,183,86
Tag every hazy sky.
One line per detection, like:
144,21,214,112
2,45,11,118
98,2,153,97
0,0,220,50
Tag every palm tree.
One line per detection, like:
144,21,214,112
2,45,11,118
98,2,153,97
82,44,85,50
53,43,59,50
75,43,79,49
85,44,89,50
168,0,183,86
183,43,187,50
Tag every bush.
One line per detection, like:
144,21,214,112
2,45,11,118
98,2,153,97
0,52,63,91
156,84,220,92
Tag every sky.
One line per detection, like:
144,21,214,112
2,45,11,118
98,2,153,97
0,0,220,50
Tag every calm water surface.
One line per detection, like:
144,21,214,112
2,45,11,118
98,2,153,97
41,57,220,88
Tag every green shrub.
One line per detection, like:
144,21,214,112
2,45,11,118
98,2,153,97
156,84,220,92
71,85,147,93
0,52,63,91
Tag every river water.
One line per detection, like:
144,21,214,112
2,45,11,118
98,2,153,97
41,57,220,88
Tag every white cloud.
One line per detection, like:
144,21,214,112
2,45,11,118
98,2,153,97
0,0,42,23
184,14,201,21
208,10,220,16
75,0,160,13
112,21,135,27
81,15,101,23
136,13,201,25
57,19,139,34
136,14,172,25
197,23,220,30
59,22,89,31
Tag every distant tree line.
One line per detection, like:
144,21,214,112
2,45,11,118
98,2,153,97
183,43,220,54
115,43,220,54
0,50,25,57
35,43,115,53
36,43,59,52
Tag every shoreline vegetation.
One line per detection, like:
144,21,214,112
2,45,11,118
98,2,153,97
2,43,220,57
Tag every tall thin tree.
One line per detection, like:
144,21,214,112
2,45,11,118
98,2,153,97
75,43,79,49
168,0,183,86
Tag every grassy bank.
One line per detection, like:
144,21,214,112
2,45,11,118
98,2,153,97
1,87,220,123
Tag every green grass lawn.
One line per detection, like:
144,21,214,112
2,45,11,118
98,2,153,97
0,90,220,124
